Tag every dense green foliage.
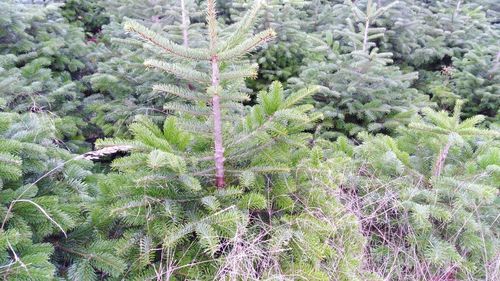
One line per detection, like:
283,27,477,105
0,0,498,280
61,0,110,36
0,1,95,150
0,112,95,280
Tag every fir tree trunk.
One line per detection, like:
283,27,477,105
452,0,462,24
211,55,225,188
362,19,370,52
207,0,225,188
180,0,189,47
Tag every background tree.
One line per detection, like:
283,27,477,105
0,112,96,280
82,0,207,137
227,0,329,91
0,0,97,151
290,0,430,138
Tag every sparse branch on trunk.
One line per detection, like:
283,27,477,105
433,139,452,177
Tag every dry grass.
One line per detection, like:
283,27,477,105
337,163,500,281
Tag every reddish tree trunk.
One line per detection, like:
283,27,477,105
211,55,225,188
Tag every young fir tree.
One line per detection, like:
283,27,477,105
290,0,430,138
0,0,95,151
0,112,97,280
87,1,372,279
348,100,499,280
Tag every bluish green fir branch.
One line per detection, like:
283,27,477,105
220,65,259,81
144,59,211,83
218,28,276,61
163,102,211,117
124,20,211,61
152,84,207,102
218,0,264,52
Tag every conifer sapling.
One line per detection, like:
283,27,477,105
124,0,276,188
